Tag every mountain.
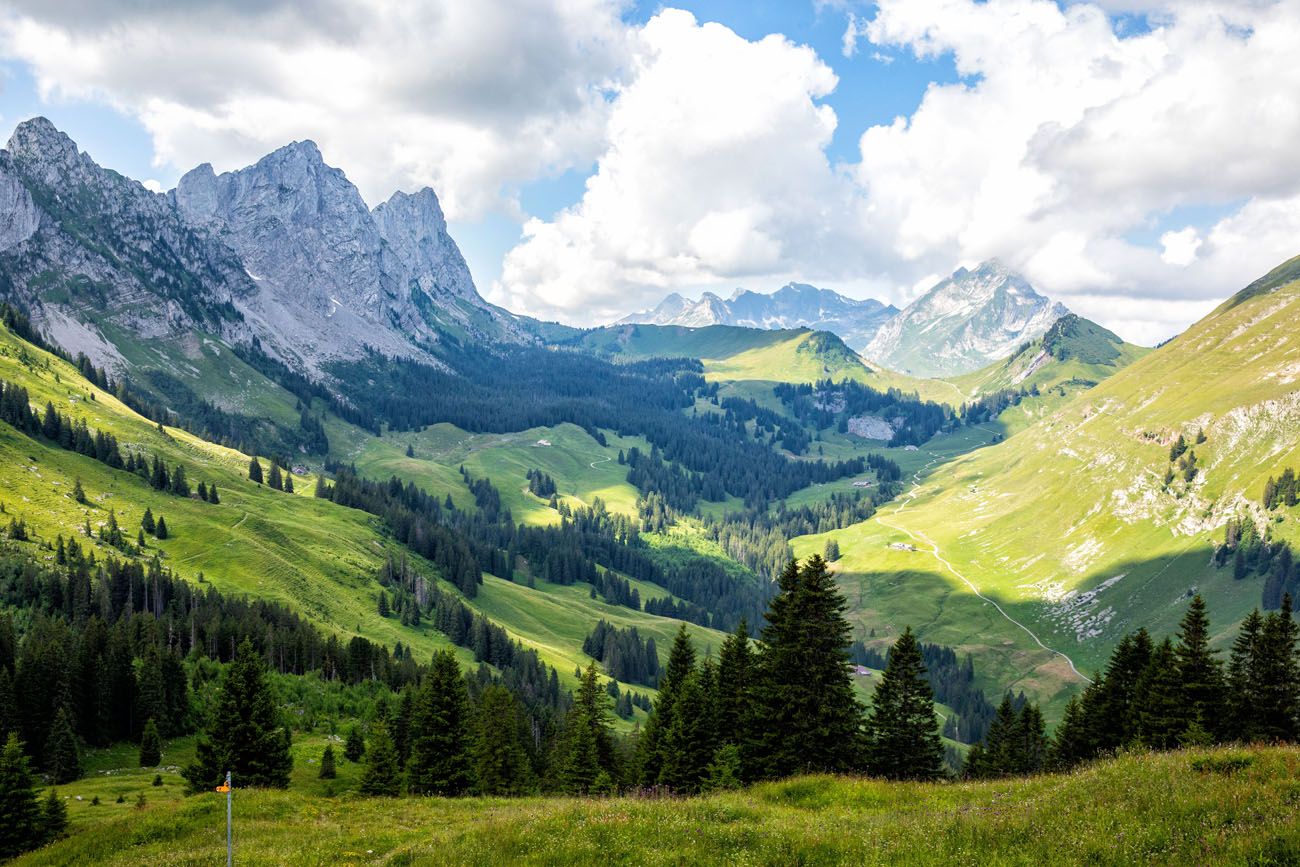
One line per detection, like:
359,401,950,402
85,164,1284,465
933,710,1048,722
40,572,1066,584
620,283,899,349
0,117,525,380
806,254,1300,709
865,260,1069,378
950,313,1149,398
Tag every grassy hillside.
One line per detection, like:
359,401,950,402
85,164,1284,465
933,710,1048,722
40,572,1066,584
0,320,712,698
950,314,1149,398
813,259,1300,713
20,746,1300,865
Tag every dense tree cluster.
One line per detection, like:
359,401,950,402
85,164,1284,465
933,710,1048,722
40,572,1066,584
1049,595,1298,770
582,620,660,687
963,696,1046,778
959,386,1038,426
1216,517,1299,610
1263,468,1298,510
853,640,1001,745
526,469,557,498
774,380,952,447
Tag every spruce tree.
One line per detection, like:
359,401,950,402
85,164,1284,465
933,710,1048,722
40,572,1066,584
319,745,336,779
0,733,42,860
1016,703,1047,774
1226,610,1263,741
1136,638,1183,749
560,663,616,794
248,458,263,485
139,718,163,767
407,650,474,796
393,687,415,765
41,788,67,843
473,684,530,795
344,725,366,762
1254,594,1300,742
183,639,292,791
358,722,401,796
865,626,944,780
637,624,696,784
268,463,283,491
1173,595,1226,739
45,706,82,784
659,662,718,793
155,516,168,540
208,484,220,505
715,620,752,748
1090,629,1152,751
749,556,865,779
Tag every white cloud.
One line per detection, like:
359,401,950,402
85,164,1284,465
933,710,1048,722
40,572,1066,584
1159,227,1201,266
493,9,876,323
140,178,164,193
851,0,1300,342
0,0,632,217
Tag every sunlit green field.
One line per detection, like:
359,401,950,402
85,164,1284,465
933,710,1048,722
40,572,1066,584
19,747,1300,865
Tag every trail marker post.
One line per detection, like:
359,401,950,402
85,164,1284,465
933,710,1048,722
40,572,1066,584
216,771,232,865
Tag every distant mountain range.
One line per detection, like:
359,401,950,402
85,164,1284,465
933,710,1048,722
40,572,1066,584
618,284,899,351
622,262,1072,378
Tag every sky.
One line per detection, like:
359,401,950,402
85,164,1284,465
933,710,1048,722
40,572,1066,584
2,0,1299,346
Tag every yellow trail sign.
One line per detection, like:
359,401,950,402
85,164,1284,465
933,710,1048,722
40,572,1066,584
215,785,230,793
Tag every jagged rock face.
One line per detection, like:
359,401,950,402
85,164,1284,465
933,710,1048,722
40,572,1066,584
865,260,1069,378
0,117,525,378
0,117,254,370
620,282,898,348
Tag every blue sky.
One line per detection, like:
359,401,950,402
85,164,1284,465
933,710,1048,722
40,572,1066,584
2,0,1297,344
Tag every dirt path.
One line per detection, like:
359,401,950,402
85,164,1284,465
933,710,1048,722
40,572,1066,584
589,455,612,470
877,458,1093,685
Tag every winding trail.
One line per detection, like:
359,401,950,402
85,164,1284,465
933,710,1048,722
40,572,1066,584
589,455,613,470
878,458,1093,685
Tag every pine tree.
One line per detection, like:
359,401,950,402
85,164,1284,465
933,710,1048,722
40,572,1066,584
344,725,366,762
171,463,189,497
1136,638,1183,749
319,745,336,779
72,478,85,505
393,687,415,765
155,516,169,539
141,507,156,535
183,639,292,791
969,694,1017,778
283,474,294,494
702,744,743,792
865,626,944,780
637,624,696,784
0,733,42,860
248,458,263,485
268,463,283,492
560,663,616,794
197,481,208,502
715,620,752,749
1173,595,1226,739
45,706,82,784
40,788,67,843
1226,609,1263,741
208,484,220,505
358,722,401,796
1016,703,1047,774
824,538,841,562
407,650,474,796
139,718,163,767
749,557,865,779
377,591,391,618
1254,594,1300,742
473,685,530,795
659,661,718,793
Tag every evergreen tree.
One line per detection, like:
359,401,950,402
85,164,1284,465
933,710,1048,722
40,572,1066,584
406,650,474,796
155,516,169,540
1136,638,1183,749
749,557,865,779
284,474,294,494
968,694,1017,778
171,464,189,497
473,684,530,795
268,463,283,491
319,745,336,779
659,661,718,793
393,687,415,765
1089,629,1152,752
183,639,292,791
197,481,208,502
1254,594,1300,742
637,624,696,784
358,722,401,797
248,458,263,485
1173,595,1226,739
72,478,85,505
715,620,752,748
0,733,42,860
560,663,616,794
865,627,944,780
1015,703,1048,774
1226,609,1264,741
45,706,82,784
702,744,743,792
139,718,163,767
208,484,220,505
41,788,67,843
824,538,841,562
344,725,366,762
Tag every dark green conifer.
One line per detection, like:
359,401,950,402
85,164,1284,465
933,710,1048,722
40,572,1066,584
358,722,401,796
406,650,473,796
637,624,696,784
473,685,530,795
659,661,718,793
1226,609,1263,740
1173,595,1226,739
155,516,168,539
139,718,163,767
248,458,263,485
344,725,365,762
865,626,943,780
267,463,283,491
45,707,81,784
40,788,67,842
560,663,616,795
715,620,752,749
319,745,336,779
1136,638,1183,749
183,639,292,791
0,733,42,859
1254,594,1299,742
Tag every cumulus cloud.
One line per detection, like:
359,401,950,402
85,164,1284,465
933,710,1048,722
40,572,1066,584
492,9,877,323
0,0,632,216
855,0,1300,340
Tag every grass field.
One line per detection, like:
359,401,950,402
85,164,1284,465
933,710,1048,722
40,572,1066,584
18,746,1300,865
